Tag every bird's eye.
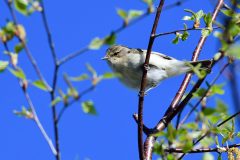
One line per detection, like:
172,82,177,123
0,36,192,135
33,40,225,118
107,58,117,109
113,52,119,56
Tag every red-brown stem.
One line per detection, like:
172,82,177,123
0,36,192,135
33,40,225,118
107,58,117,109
137,0,165,159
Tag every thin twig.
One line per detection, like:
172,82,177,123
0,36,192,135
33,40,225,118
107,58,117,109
143,1,224,159
137,1,166,159
155,26,220,38
40,0,58,64
39,1,61,159
3,42,57,156
165,143,240,153
4,0,51,91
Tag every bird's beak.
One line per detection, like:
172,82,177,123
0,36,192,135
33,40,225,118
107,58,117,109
101,56,109,60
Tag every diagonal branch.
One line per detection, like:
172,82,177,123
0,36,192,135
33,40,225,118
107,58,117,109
3,42,57,156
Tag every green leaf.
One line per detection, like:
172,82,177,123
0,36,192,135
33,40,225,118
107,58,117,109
167,154,175,160
81,100,97,115
182,30,189,41
201,29,211,37
182,122,198,130
210,84,225,95
104,33,116,45
117,8,128,19
153,141,164,155
203,153,214,160
0,61,9,72
32,80,48,91
128,10,143,19
69,74,89,81
142,0,153,6
227,44,240,59
217,154,222,160
172,35,180,44
14,43,24,54
193,88,207,98
182,140,193,153
216,99,227,114
8,67,26,79
202,108,216,116
204,13,212,27
200,136,214,148
101,72,119,79
51,97,62,106
88,37,104,50
182,16,194,21
67,88,79,99
14,0,29,15
221,9,234,17
184,9,197,19
195,10,204,20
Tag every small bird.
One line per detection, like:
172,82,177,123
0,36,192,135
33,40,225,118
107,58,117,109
102,45,212,91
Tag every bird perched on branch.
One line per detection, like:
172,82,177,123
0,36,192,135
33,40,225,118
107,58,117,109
102,45,212,91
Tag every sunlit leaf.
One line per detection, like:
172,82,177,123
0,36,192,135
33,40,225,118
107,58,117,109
204,13,212,27
201,28,211,37
14,0,28,15
32,80,48,91
14,43,24,53
0,61,9,72
117,8,127,19
69,74,89,81
88,37,104,50
51,97,62,106
128,10,143,19
67,88,79,99
8,67,26,79
203,153,214,160
101,72,119,79
81,100,97,115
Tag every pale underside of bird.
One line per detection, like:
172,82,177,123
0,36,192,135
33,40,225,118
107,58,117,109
102,45,212,90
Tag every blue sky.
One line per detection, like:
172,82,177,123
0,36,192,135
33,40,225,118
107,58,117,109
0,0,238,160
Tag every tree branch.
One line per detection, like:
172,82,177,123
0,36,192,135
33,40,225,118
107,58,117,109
155,26,220,38
3,42,57,156
165,143,240,153
39,1,61,159
137,1,166,159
